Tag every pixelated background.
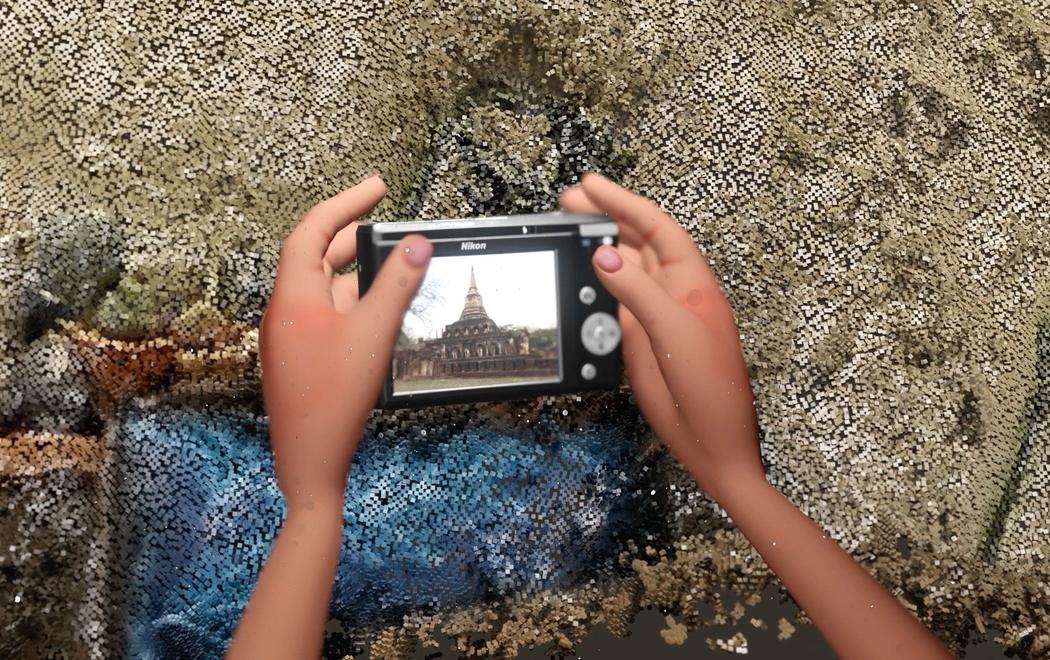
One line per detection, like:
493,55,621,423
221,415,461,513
2,0,1049,658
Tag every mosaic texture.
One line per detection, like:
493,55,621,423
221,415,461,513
2,0,1049,657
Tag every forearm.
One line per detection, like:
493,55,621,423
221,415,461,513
712,474,952,660
226,501,345,660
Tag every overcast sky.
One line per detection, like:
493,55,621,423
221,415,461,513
401,250,559,340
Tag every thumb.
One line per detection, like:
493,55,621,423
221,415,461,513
593,244,725,436
592,244,684,339
355,233,433,342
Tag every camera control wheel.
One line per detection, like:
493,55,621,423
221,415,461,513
580,311,621,356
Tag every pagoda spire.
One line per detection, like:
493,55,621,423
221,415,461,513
459,264,488,320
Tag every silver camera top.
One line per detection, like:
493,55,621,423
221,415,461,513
369,211,617,241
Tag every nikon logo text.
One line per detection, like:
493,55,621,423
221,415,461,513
460,241,487,251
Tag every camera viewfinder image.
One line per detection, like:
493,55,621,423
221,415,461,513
393,250,561,395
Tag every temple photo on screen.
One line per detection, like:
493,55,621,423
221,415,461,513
392,251,560,395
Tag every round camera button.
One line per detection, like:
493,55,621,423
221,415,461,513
580,311,621,356
581,363,597,380
579,286,597,305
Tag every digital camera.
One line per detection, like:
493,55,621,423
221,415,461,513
356,212,623,409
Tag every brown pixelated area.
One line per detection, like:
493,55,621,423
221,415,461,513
1,0,1049,658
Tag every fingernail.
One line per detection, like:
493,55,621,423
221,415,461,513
403,234,432,267
594,245,622,273
367,170,382,182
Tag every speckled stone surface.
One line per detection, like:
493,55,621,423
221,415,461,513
2,0,1049,657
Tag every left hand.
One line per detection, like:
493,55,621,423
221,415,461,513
258,175,433,512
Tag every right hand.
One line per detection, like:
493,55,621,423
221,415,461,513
559,172,766,504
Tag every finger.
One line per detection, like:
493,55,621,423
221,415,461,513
618,242,663,280
323,221,360,277
558,185,603,215
352,234,433,347
579,172,693,264
560,185,659,274
613,232,659,276
592,244,690,341
615,222,649,251
331,273,359,314
579,172,721,297
273,175,386,307
560,185,648,247
618,243,645,268
304,175,386,250
617,302,693,447
592,244,718,425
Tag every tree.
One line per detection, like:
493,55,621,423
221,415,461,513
526,327,558,354
404,276,445,338
395,328,415,348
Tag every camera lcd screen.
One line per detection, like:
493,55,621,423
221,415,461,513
392,250,561,396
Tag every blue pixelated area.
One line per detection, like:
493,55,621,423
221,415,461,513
114,401,662,658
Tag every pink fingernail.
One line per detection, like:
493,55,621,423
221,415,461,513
403,234,432,267
594,245,622,273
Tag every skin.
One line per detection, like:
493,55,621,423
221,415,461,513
227,175,434,660
226,172,954,660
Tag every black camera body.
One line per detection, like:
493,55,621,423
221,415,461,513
356,212,623,409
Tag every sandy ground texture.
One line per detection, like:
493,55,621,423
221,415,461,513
2,0,1050,657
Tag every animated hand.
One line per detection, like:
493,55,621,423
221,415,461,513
561,175,954,660
258,175,433,512
559,172,765,504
